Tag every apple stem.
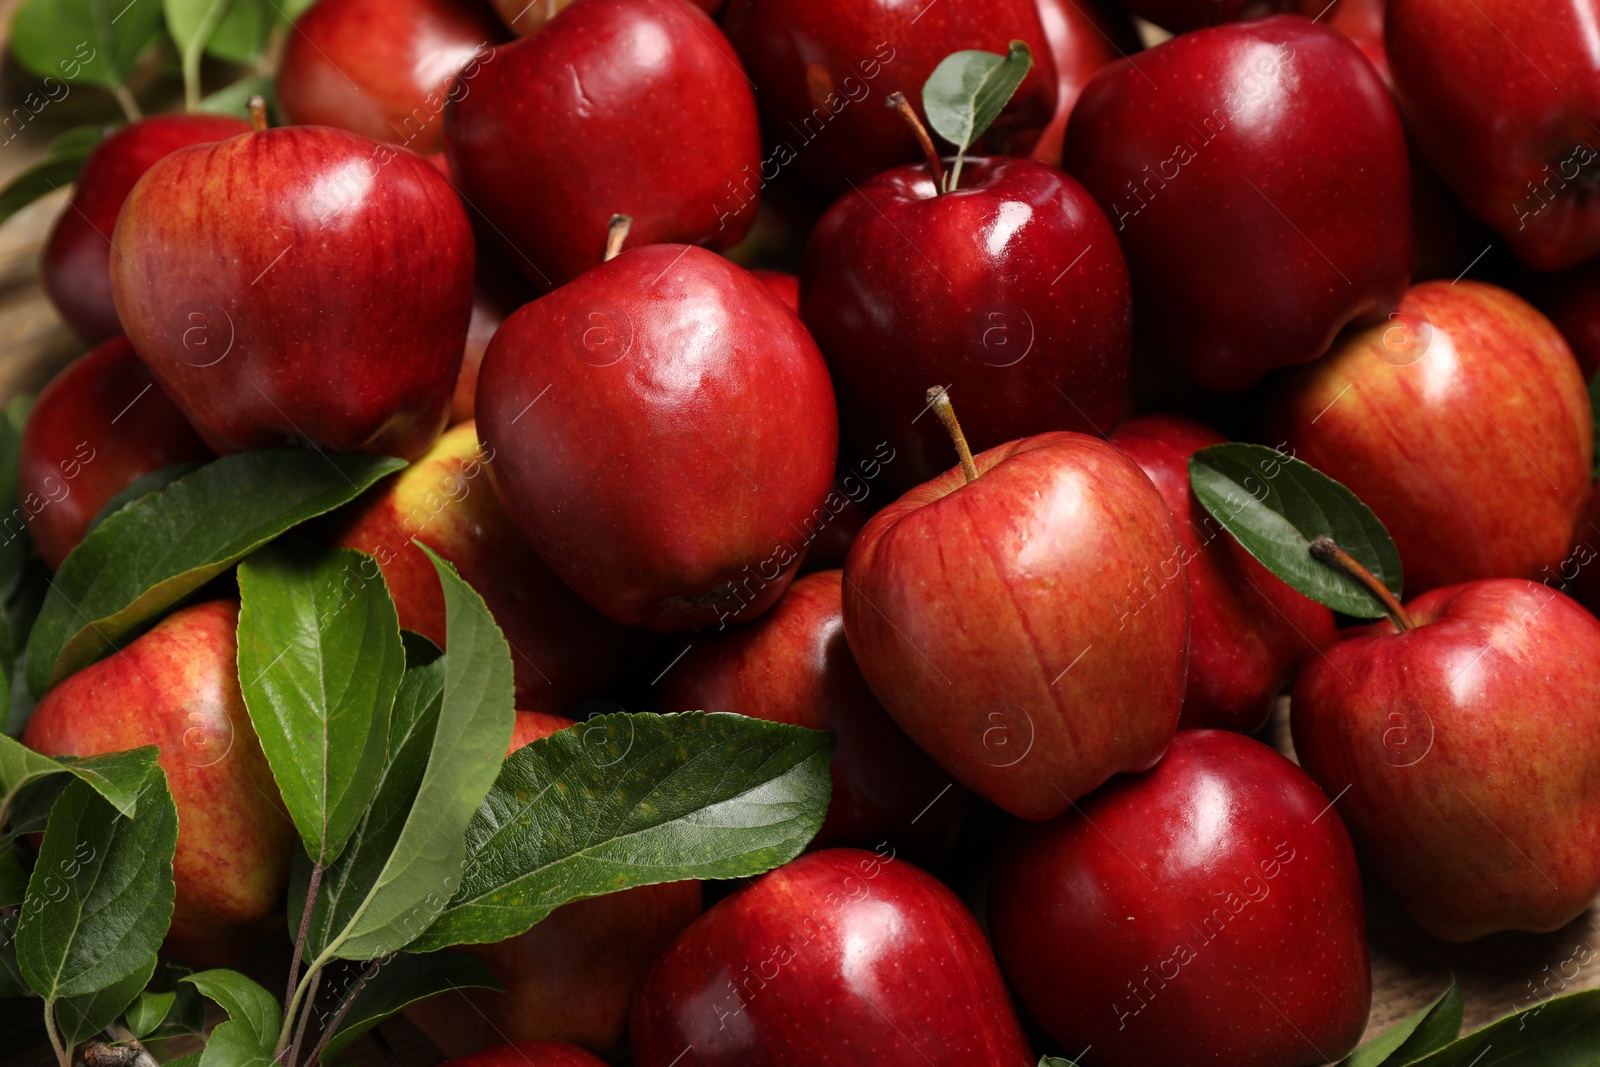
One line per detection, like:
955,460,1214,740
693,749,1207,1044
604,214,632,262
887,92,945,194
927,386,979,483
247,95,269,133
1309,536,1413,631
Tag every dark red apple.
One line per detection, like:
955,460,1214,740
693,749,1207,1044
476,244,836,631
842,428,1188,821
451,247,537,425
988,730,1370,1067
1387,0,1600,270
444,0,761,290
630,848,1033,1066
800,156,1131,490
41,113,251,345
1111,415,1334,733
720,0,1057,189
1529,258,1600,378
407,712,699,1058
23,601,294,965
1061,16,1410,391
331,421,619,713
1001,0,1140,167
1273,281,1591,594
110,123,474,459
657,570,964,859
1119,0,1327,33
440,1040,608,1067
278,0,507,156
1293,579,1600,941
18,335,213,570
750,269,799,313
1325,0,1389,85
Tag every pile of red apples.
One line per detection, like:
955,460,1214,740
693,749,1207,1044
19,0,1600,1063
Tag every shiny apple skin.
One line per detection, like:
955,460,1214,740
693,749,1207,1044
1062,16,1410,392
477,244,837,631
444,0,761,290
988,730,1370,1067
1009,0,1140,167
1293,580,1600,941
18,335,213,570
630,848,1033,1066
110,126,473,459
331,422,620,713
658,571,964,858
489,0,718,36
1387,0,1600,271
842,431,1188,821
1273,281,1591,594
22,601,294,965
1111,415,1334,733
800,156,1131,490
278,0,507,157
1121,0,1327,32
440,1039,609,1067
750,268,799,313
1325,0,1389,85
720,0,1057,190
407,711,700,1058
41,114,251,345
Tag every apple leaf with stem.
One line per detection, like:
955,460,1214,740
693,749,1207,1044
1390,987,1600,1065
921,40,1033,193
408,709,833,951
0,126,104,232
1341,975,1462,1066
14,770,176,1067
164,0,277,110
23,448,405,700
0,737,160,828
237,545,404,868
1188,442,1403,618
10,0,164,121
182,969,282,1059
315,953,500,1063
82,462,207,540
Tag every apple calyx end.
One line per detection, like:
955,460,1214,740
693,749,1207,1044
1310,535,1413,631
927,386,978,484
887,92,945,195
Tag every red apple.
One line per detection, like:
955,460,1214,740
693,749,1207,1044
22,601,294,965
444,0,761,290
720,0,1057,189
1325,0,1389,85
988,730,1370,1067
750,269,799,314
1110,415,1335,733
110,124,473,459
1002,0,1141,167
476,244,837,630
487,0,719,36
441,1040,608,1067
407,711,700,1058
657,570,964,859
41,114,251,345
1119,0,1327,33
1272,281,1591,594
277,0,507,156
842,428,1188,821
1528,258,1600,378
630,848,1033,1066
1292,579,1600,941
18,335,213,570
331,421,620,713
1387,0,1600,270
800,156,1131,490
1061,16,1410,391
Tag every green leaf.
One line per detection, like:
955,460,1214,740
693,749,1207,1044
315,549,513,961
11,0,163,91
55,952,156,1043
237,546,402,866
83,462,207,540
1404,987,1600,1066
200,73,275,119
165,0,274,64
182,969,281,1050
125,988,175,1039
318,953,500,1063
1040,1058,1083,1067
0,909,24,998
199,1017,276,1067
15,772,176,1004
0,849,24,906
0,737,160,825
922,41,1032,191
1343,976,1463,1066
297,648,445,961
412,711,833,951
24,449,405,698
1188,442,1403,618
142,962,207,1038
167,1057,203,1067
0,126,102,231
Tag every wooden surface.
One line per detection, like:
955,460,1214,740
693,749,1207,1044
1,14,1599,1067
